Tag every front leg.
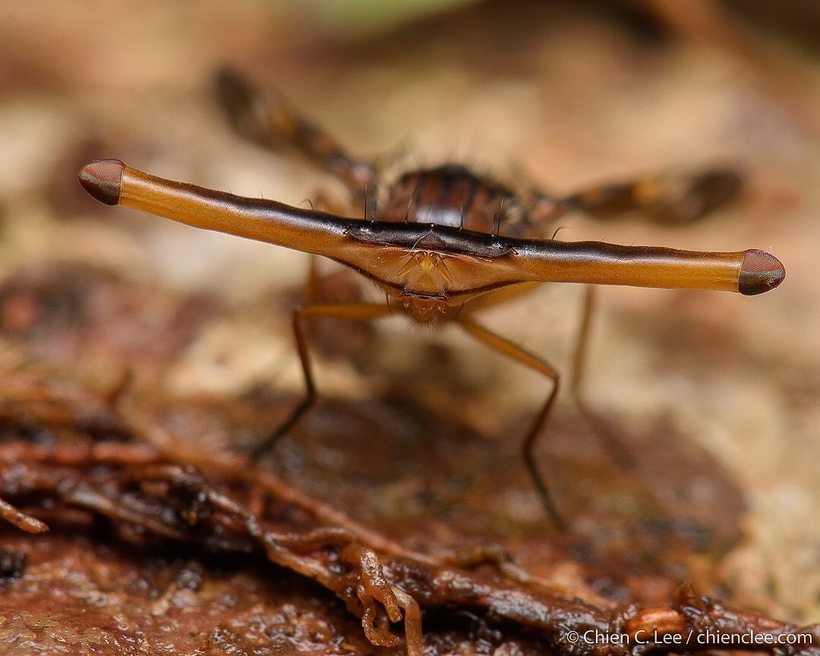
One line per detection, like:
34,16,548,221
251,302,393,459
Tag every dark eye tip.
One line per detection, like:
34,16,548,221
79,159,124,206
738,249,785,295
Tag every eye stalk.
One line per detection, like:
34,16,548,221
78,159,785,298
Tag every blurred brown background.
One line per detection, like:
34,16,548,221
0,0,818,646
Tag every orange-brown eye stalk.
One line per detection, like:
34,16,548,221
78,159,784,300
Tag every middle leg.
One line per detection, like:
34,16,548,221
568,285,633,467
455,316,565,530
251,302,393,459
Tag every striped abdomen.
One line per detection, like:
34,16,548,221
380,165,522,235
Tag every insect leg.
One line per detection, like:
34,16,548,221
215,69,376,203
455,317,565,531
460,282,541,315
251,302,393,459
305,255,323,304
569,286,632,466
